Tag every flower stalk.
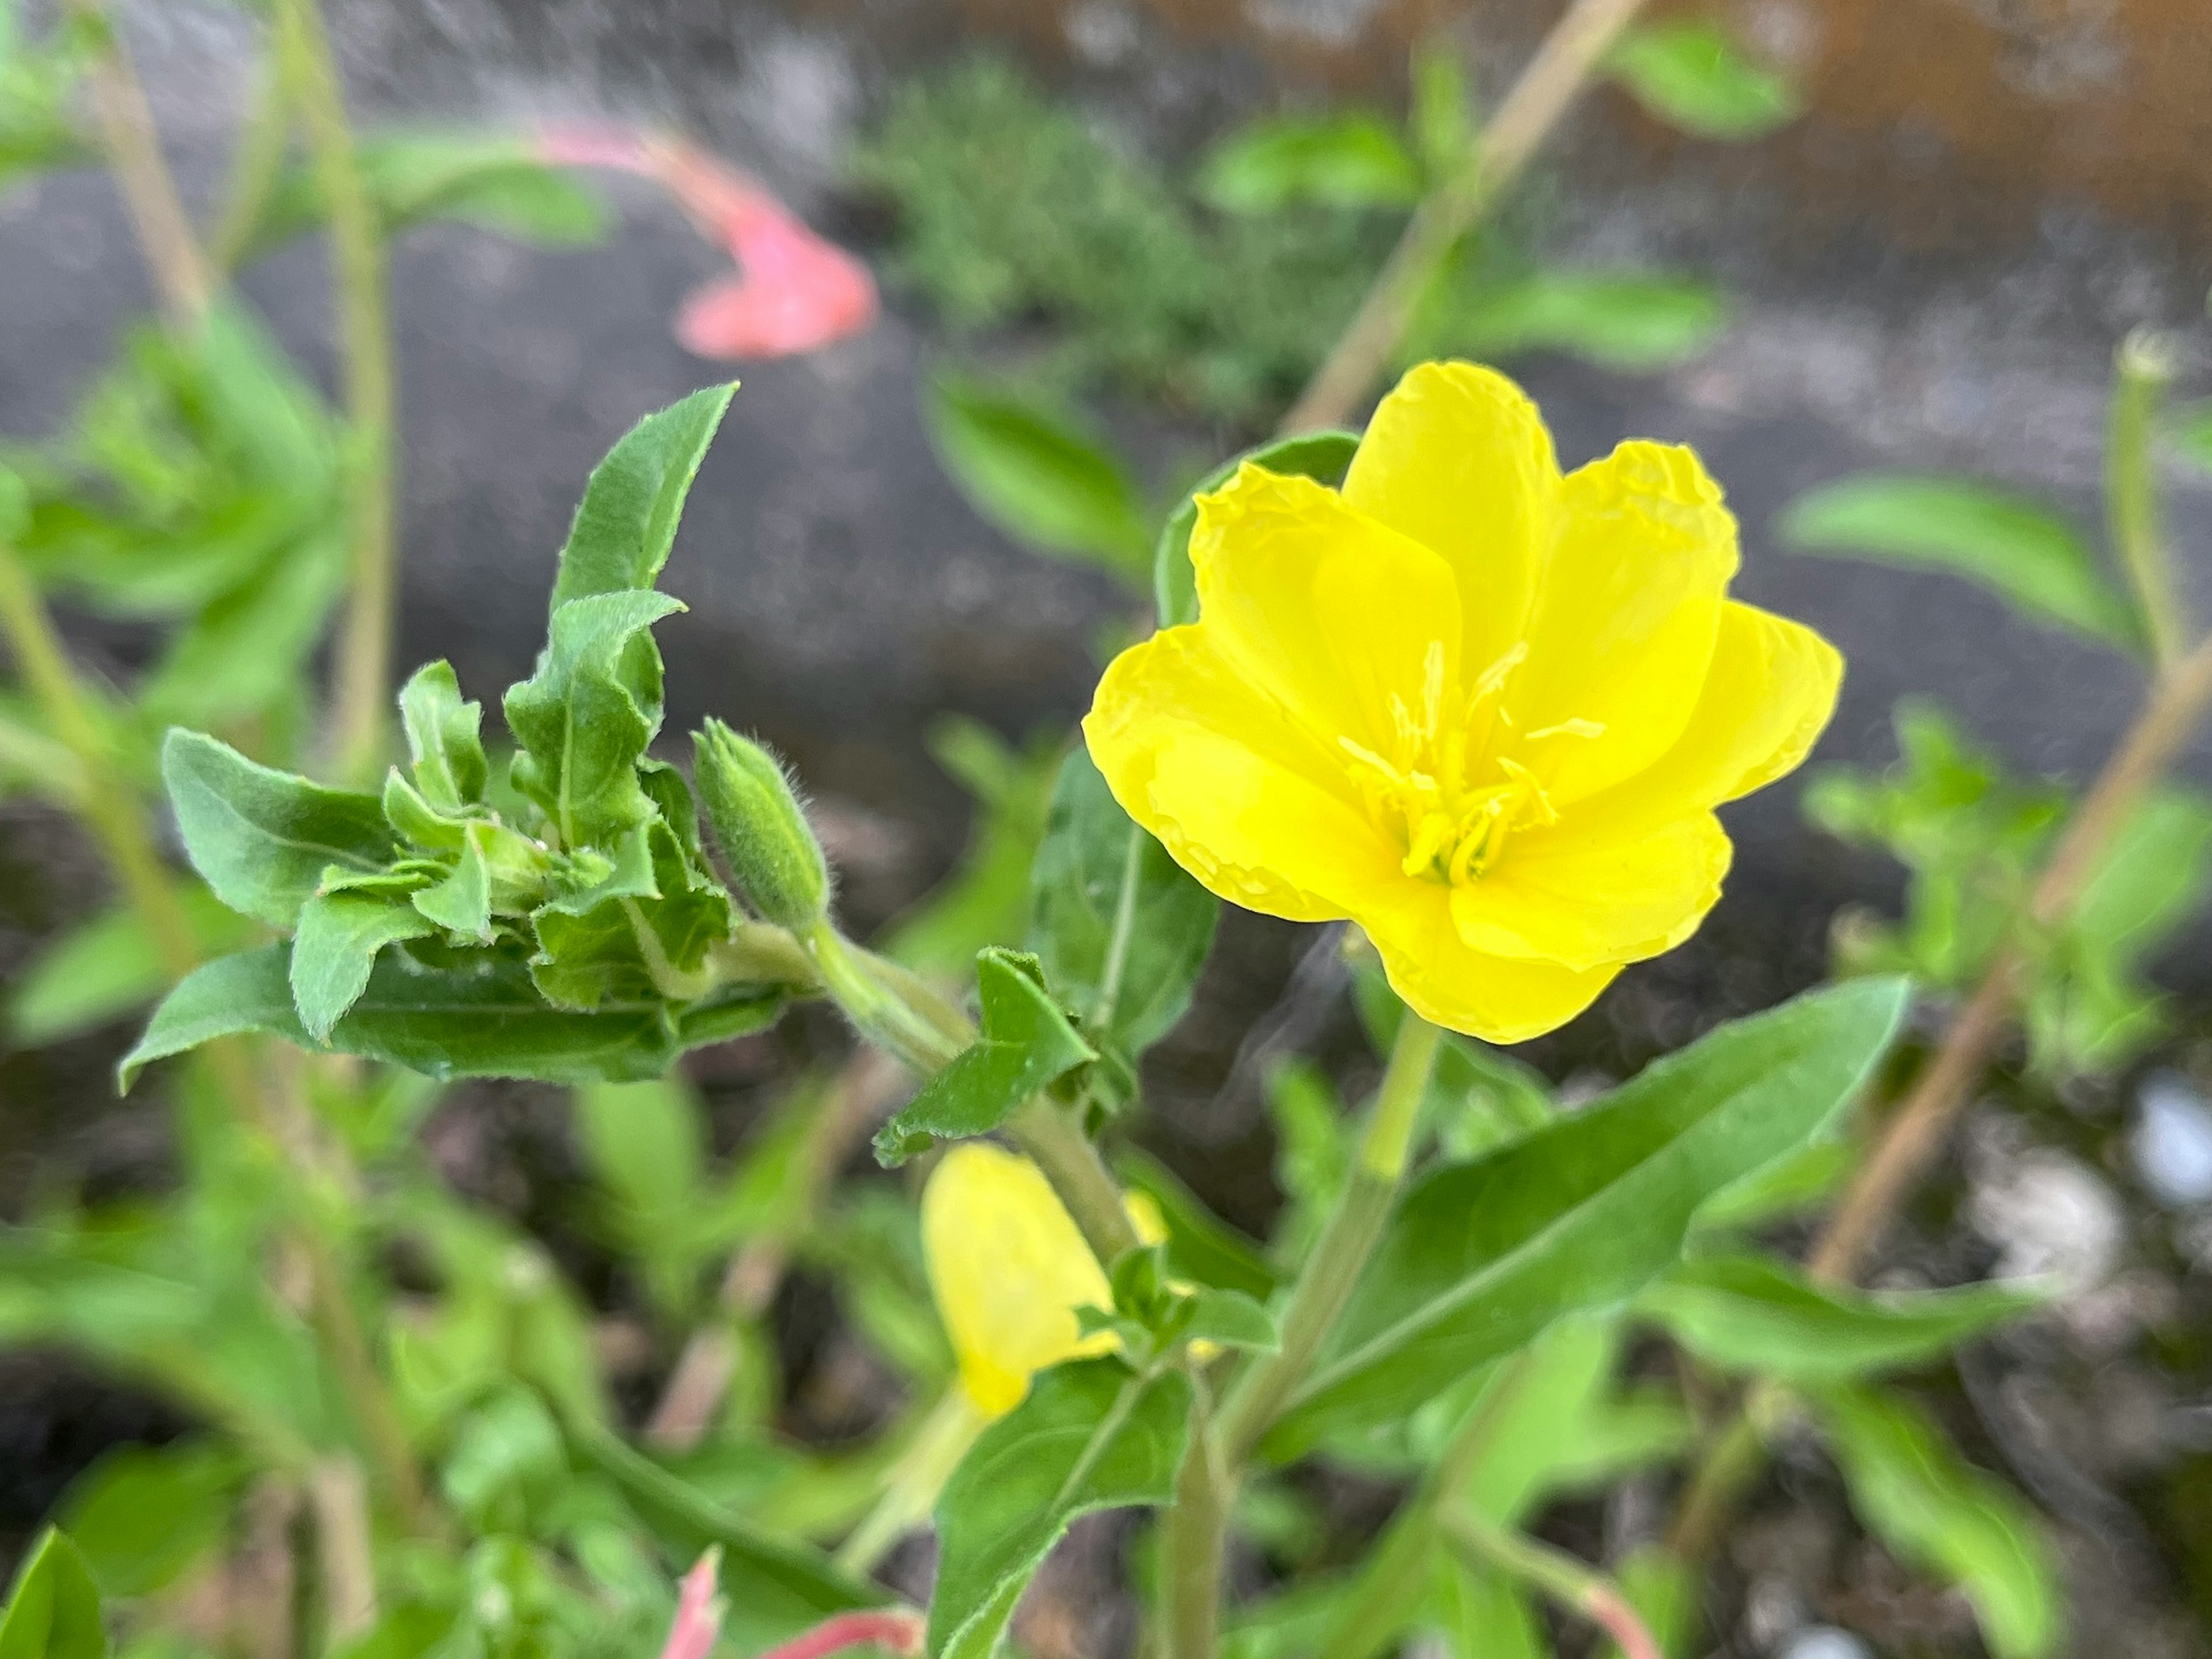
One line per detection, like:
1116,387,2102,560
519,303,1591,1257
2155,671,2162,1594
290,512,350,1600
1440,1508,1662,1659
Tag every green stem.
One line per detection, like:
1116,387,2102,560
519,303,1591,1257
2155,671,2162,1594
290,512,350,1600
1161,1380,1230,1659
1009,1095,1141,1268
806,921,970,1073
1440,1509,1661,1659
211,45,296,274
277,0,396,786
1662,1393,1771,1565
2108,327,2185,672
1216,1013,1441,1461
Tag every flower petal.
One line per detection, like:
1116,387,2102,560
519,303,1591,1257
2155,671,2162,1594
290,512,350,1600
1575,600,1843,836
921,1143,1116,1417
1451,812,1733,972
1085,629,1399,923
1361,882,1620,1043
1340,361,1561,675
1190,464,1464,753
1511,440,1739,806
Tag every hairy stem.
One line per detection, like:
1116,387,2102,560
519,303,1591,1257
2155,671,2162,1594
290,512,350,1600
277,0,396,786
1440,1509,1660,1659
69,0,213,325
1280,0,1650,434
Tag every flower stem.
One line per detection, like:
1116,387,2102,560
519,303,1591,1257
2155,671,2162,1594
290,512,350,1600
1009,1094,1142,1267
2108,328,2186,673
1217,1012,1442,1461
1161,1381,1231,1659
1281,0,1650,434
1439,1508,1662,1659
276,0,397,787
68,0,213,326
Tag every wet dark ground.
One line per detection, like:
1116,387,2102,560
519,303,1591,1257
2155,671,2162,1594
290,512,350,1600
5,1,2212,1653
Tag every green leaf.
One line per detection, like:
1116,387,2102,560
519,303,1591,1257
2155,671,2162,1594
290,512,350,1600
550,384,735,609
929,1358,1193,1659
247,131,610,256
1779,473,2138,647
1690,1135,1851,1231
6,889,251,1046
1444,270,1726,371
573,1074,713,1319
122,944,782,1088
1606,21,1802,140
873,948,1097,1165
1155,431,1357,627
161,730,397,929
1270,978,1910,1452
59,1442,240,1599
399,660,489,810
1184,1288,1279,1353
139,523,350,729
924,372,1151,580
1812,1384,2061,1659
1638,1252,2046,1382
503,590,685,849
1425,1558,1543,1659
0,1531,105,1659
289,890,438,1040
1114,1149,1280,1301
1196,112,1422,213
438,1387,569,1535
1409,45,1475,186
2171,399,2212,474
569,1418,891,1652
1027,747,1217,1097
528,823,733,1010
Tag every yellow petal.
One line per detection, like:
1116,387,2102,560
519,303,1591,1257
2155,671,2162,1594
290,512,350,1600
1359,881,1620,1043
1341,361,1561,675
1451,812,1733,972
1190,462,1465,755
1085,628,1402,924
1511,441,1739,806
921,1143,1116,1417
1575,601,1843,836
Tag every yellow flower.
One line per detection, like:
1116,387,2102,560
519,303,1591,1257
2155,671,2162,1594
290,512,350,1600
1084,361,1842,1043
922,1143,1126,1416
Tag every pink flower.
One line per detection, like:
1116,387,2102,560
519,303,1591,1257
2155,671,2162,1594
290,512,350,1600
540,123,878,360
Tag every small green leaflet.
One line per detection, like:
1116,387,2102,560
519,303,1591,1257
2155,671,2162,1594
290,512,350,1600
1779,472,2141,650
1605,20,1802,141
551,384,736,608
924,372,1151,582
1812,1384,2061,1659
928,1358,1192,1659
874,949,1096,1165
1268,978,1910,1453
398,660,489,810
120,945,783,1088
1195,112,1421,213
1637,1252,2047,1382
1027,747,1218,1101
161,730,397,930
289,889,437,1040
1155,431,1358,627
0,1531,105,1659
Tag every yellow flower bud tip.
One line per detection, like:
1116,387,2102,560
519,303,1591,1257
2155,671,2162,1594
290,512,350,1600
692,719,831,931
1084,360,1843,1045
921,1143,1124,1418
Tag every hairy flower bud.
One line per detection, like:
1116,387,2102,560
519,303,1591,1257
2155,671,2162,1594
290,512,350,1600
692,719,830,930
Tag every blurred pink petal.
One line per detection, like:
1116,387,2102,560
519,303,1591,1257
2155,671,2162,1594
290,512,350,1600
656,1550,724,1659
538,124,877,361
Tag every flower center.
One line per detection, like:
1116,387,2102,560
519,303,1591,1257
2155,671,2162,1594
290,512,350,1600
1338,641,1602,885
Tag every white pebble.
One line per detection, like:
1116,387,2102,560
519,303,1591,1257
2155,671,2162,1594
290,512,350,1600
2130,1072,2212,1208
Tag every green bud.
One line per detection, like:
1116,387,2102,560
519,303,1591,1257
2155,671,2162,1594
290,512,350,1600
692,719,830,930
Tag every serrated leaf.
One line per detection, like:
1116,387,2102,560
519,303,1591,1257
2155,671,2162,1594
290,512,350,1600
1638,1252,2046,1382
1607,21,1802,140
925,373,1150,580
1155,432,1358,627
503,590,685,849
121,944,782,1088
1445,270,1726,371
1779,473,2138,648
528,823,733,1010
1027,747,1217,1099
550,384,735,609
1269,979,1910,1452
929,1358,1192,1659
410,823,495,939
289,890,438,1040
0,1531,105,1659
6,889,251,1046
874,948,1098,1165
1813,1384,2061,1659
1196,112,1422,213
399,660,488,809
161,730,397,929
